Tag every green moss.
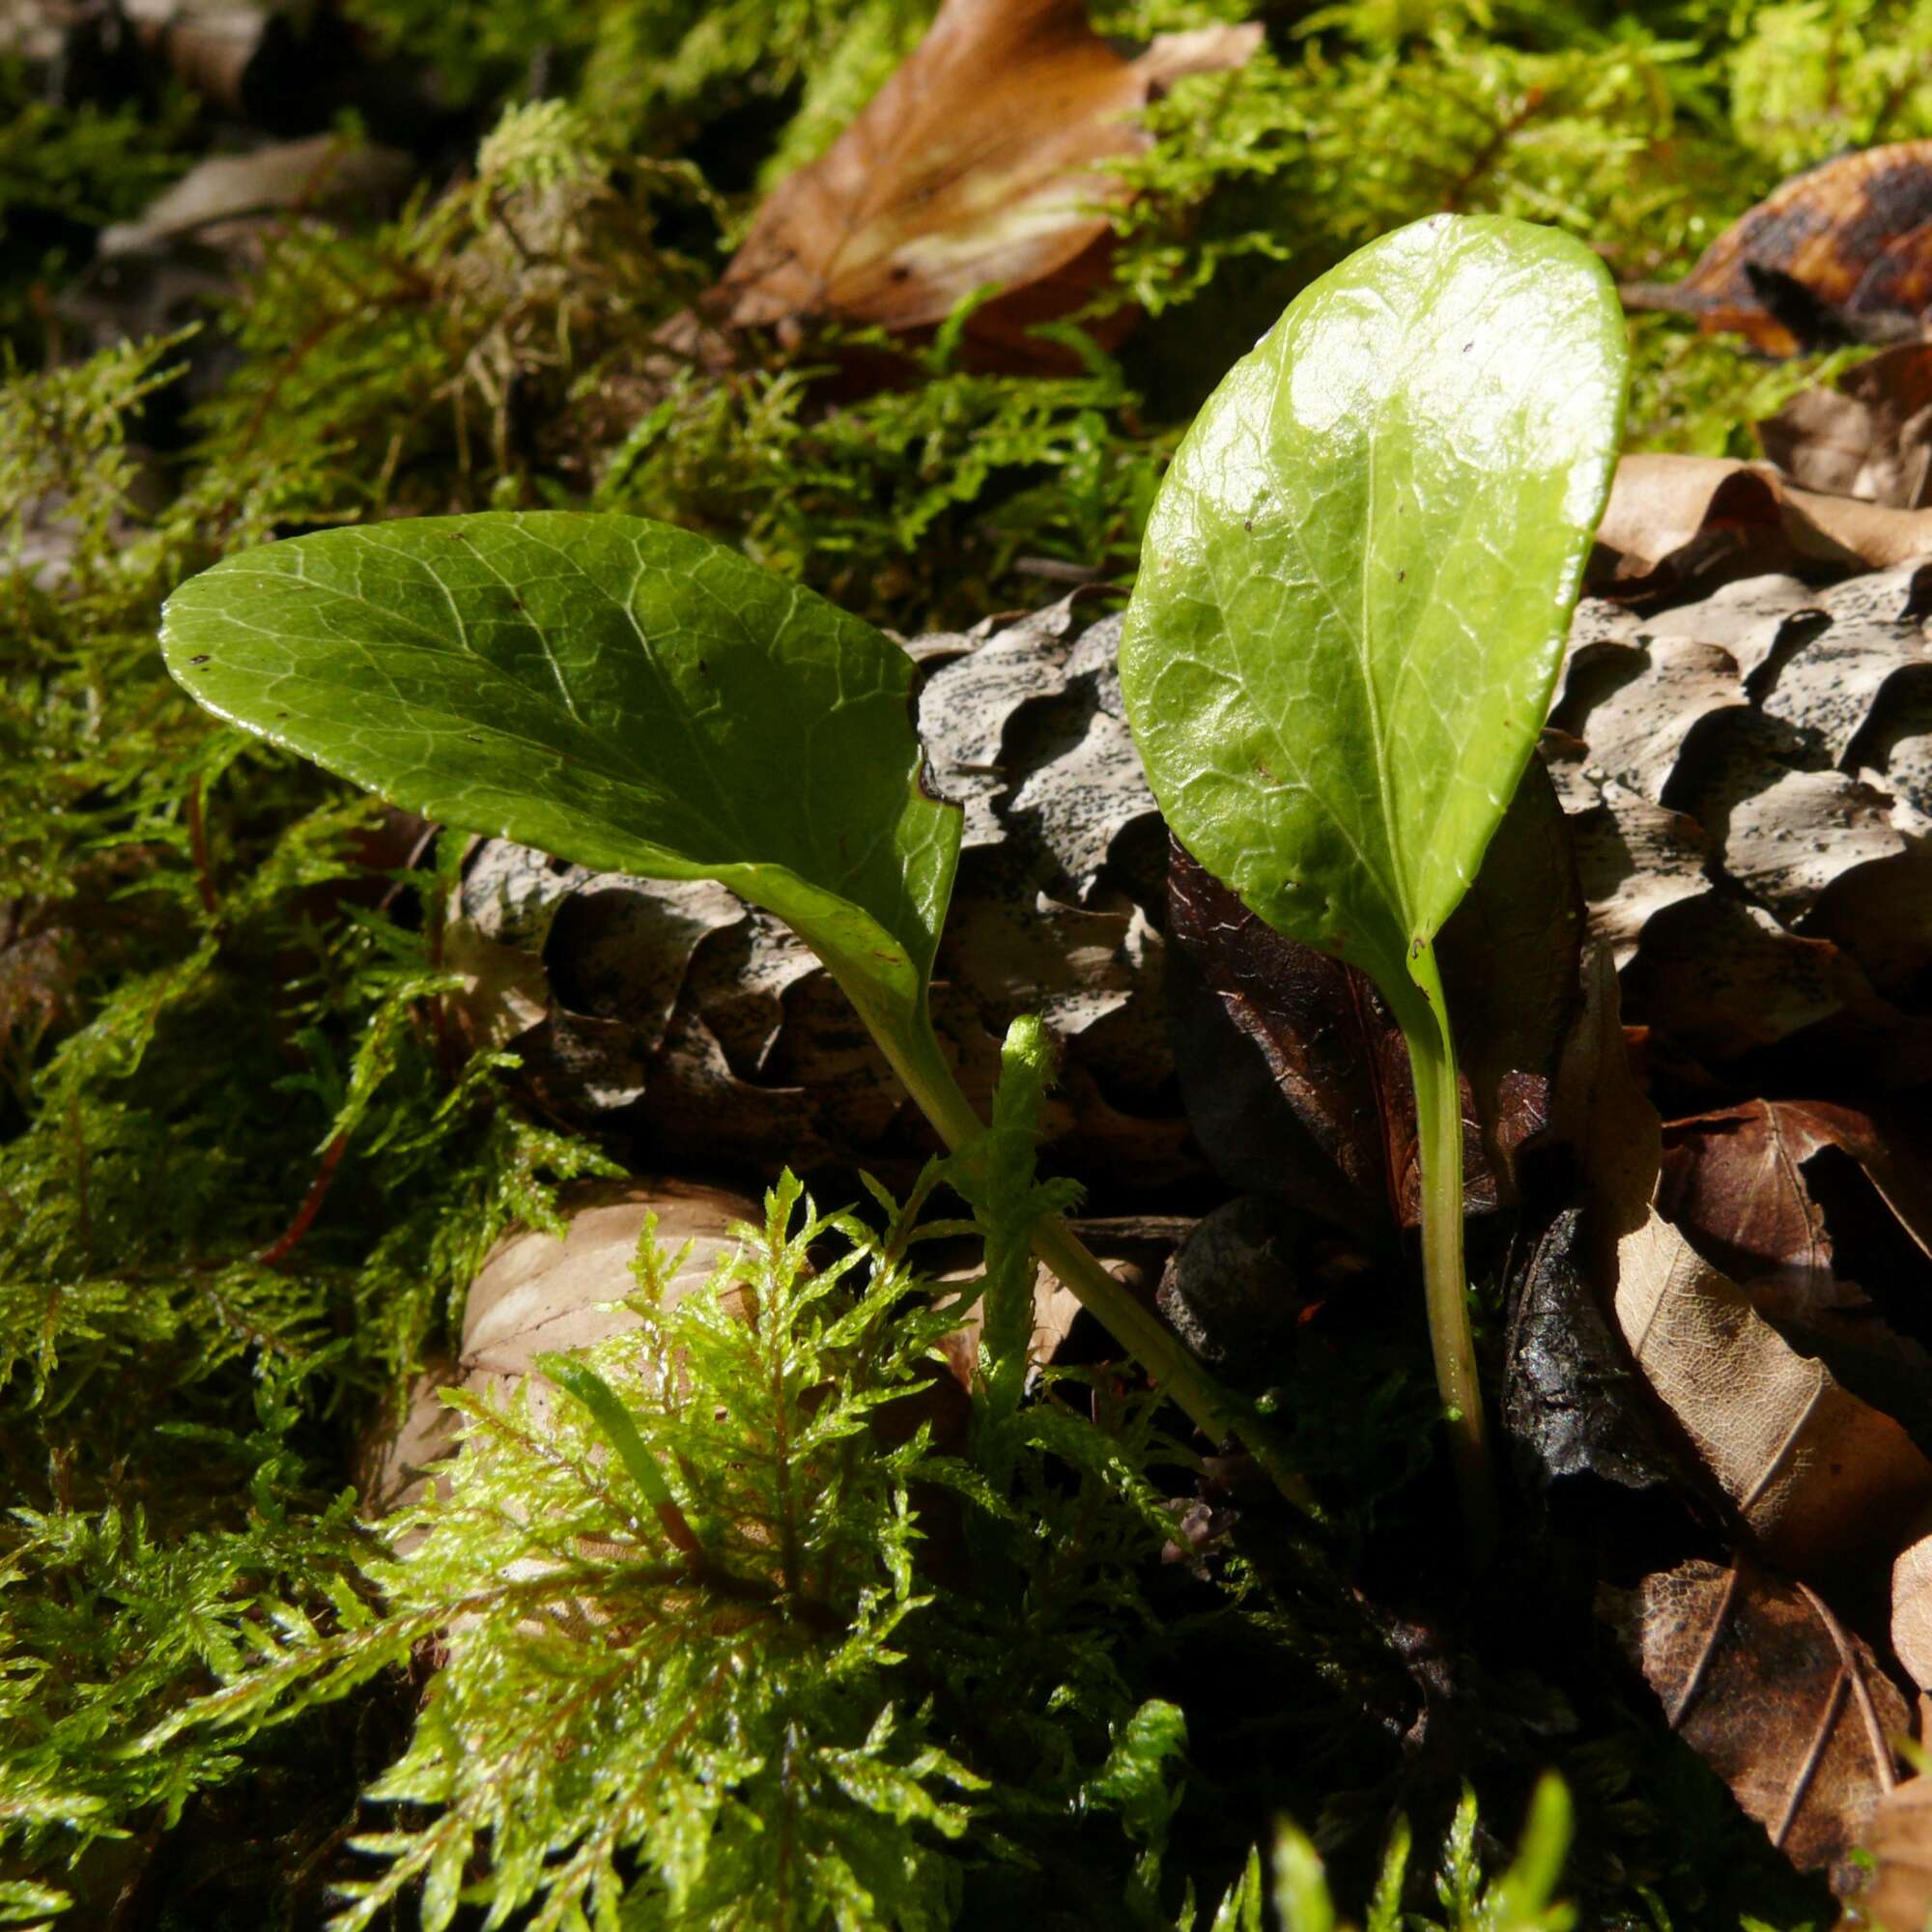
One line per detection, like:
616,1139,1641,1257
0,6,1893,1921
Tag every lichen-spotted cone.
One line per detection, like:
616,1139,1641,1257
1121,213,1627,1537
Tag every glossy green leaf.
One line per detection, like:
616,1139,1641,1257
159,512,960,1037
1119,213,1626,996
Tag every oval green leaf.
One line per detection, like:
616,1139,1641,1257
159,512,959,1034
1119,213,1627,994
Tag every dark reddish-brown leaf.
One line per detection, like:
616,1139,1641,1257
1660,1098,1932,1330
710,0,1258,359
1605,1555,1910,1883
1167,760,1580,1236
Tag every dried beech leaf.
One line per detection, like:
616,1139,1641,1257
713,0,1259,347
458,1179,761,1426
1621,142,1932,355
933,1215,1179,1390
1894,1529,1932,1692
1613,1203,1932,1571
1605,1556,1909,1880
1621,895,1893,1062
1556,553,1932,1059
1758,343,1932,506
97,133,412,260
1863,1774,1932,1932
1543,735,1713,968
1660,1099,1932,1320
358,1179,759,1522
1594,453,1932,595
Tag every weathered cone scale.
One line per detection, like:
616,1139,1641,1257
442,568,1932,1193
443,599,1190,1187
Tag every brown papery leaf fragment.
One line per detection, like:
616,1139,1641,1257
1863,1775,1932,1932
359,1177,761,1520
1605,1556,1909,1882
1622,142,1932,355
1758,344,1932,507
712,0,1260,345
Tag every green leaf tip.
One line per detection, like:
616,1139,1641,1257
159,510,961,1031
1120,213,1627,993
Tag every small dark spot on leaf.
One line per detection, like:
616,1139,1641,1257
1463,340,1474,353
1243,519,1253,532
697,658,710,675
1397,570,1405,582
188,654,211,666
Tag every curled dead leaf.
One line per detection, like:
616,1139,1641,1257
1622,142,1932,355
710,0,1260,366
1612,1208,1932,1573
1659,1099,1932,1344
1556,952,1932,1577
1604,1555,1910,1884
1592,453,1932,596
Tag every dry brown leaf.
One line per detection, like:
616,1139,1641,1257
711,0,1259,353
1593,453,1932,592
96,134,412,260
1895,1531,1932,1693
932,1213,1181,1390
459,1178,761,1419
1556,548,1932,1062
1759,344,1932,507
1862,1774,1932,1931
357,1178,760,1519
1542,734,1714,968
1614,1173,1932,1573
1554,952,1932,1574
1605,1556,1910,1881
1622,142,1932,355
